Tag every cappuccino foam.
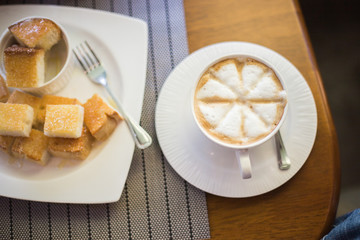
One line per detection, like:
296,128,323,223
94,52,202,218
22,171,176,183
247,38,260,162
194,58,287,145
196,75,237,100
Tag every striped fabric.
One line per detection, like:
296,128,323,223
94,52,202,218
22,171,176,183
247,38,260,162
0,1,210,239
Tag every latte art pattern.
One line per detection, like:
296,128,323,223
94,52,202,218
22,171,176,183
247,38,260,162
194,58,287,145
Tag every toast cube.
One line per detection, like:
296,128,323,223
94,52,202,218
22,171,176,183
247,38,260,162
0,135,15,154
38,95,81,126
0,103,33,137
48,126,93,160
4,45,45,88
7,90,42,129
44,104,84,138
8,18,61,51
0,75,9,102
11,129,49,166
83,94,122,141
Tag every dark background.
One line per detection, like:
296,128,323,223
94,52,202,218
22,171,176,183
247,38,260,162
299,0,360,215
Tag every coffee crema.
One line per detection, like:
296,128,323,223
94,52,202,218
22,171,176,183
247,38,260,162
193,57,287,146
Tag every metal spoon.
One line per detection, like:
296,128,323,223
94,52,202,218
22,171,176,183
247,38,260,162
275,132,291,170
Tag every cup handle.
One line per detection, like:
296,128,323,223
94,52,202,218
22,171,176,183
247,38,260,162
236,149,252,179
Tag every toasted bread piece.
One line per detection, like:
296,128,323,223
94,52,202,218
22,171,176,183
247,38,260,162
7,90,42,129
0,75,9,102
0,135,15,154
4,45,45,88
38,95,81,126
11,129,49,165
44,104,84,138
83,94,122,141
48,126,93,160
0,103,33,137
8,18,61,51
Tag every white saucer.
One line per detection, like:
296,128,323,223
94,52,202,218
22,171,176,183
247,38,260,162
155,42,317,198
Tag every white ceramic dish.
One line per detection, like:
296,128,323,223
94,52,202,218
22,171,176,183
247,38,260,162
0,5,148,203
155,42,318,198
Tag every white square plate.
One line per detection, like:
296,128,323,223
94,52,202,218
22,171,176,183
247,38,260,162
0,5,148,203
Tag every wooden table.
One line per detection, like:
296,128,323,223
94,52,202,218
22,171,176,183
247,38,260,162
184,0,340,239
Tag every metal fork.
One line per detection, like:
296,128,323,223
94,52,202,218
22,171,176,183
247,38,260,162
73,41,152,149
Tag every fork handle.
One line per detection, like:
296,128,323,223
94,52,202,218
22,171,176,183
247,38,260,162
105,86,152,149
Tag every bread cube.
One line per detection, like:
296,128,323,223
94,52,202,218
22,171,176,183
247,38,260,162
83,94,122,141
0,75,9,102
38,95,81,126
7,90,42,129
48,126,93,160
4,45,45,88
11,129,49,166
0,135,15,154
8,18,61,51
44,104,84,138
0,103,33,137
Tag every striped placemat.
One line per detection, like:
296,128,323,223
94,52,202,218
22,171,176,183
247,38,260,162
0,1,210,239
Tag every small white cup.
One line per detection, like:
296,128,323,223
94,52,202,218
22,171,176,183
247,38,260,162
191,54,288,179
0,16,73,95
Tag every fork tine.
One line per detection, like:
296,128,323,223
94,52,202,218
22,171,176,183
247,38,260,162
73,48,89,73
79,42,99,70
77,44,93,70
84,41,101,66
73,41,102,73
73,45,93,73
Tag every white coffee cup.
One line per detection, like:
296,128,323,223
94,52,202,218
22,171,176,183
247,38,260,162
191,54,288,179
